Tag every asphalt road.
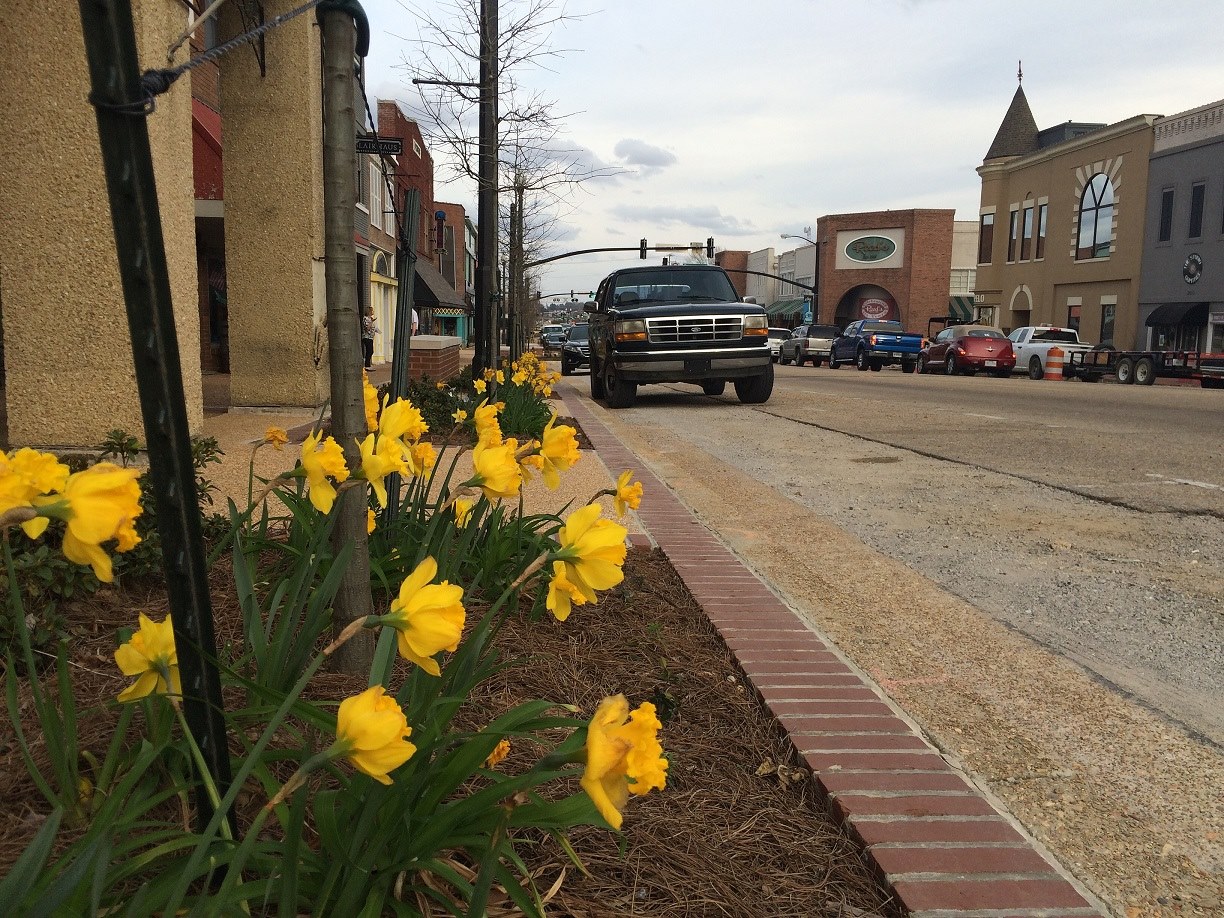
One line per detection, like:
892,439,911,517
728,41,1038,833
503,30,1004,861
765,363,1224,518
563,362,1224,910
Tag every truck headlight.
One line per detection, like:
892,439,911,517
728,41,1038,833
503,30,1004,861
614,319,647,342
743,314,767,336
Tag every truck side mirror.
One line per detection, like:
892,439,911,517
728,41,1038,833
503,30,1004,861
743,295,757,304
583,302,596,313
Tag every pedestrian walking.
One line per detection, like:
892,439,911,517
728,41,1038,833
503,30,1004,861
362,307,378,368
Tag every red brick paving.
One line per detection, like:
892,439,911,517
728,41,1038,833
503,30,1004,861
559,386,1108,918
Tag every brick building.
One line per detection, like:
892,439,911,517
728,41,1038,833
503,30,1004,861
815,209,955,331
714,249,749,299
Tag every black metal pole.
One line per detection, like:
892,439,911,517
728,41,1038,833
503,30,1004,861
383,189,421,523
78,0,232,827
475,0,498,373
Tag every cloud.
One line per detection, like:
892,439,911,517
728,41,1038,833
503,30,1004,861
607,203,758,237
612,138,677,173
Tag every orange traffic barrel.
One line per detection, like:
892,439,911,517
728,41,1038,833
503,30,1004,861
1044,346,1065,380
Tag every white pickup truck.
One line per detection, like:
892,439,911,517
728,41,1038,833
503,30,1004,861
1007,326,1096,380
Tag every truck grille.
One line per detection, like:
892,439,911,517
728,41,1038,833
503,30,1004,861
647,316,743,344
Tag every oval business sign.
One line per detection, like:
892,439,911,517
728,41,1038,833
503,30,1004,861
845,235,897,263
860,298,891,320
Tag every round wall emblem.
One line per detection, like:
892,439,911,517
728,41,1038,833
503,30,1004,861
1183,253,1203,285
844,235,897,263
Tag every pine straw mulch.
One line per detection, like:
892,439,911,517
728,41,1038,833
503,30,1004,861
1,545,899,917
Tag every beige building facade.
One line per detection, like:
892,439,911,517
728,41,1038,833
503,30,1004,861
975,85,1156,347
0,0,203,448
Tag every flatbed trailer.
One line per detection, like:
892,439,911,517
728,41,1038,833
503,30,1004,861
1064,349,1224,388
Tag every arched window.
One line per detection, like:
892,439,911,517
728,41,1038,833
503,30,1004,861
373,251,390,276
1076,173,1114,259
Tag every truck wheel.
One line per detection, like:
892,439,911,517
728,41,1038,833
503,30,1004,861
812,357,824,368
1134,357,1156,386
869,361,883,372
901,359,916,374
1028,356,1043,380
734,362,774,403
794,353,805,367
701,379,726,396
603,360,636,408
855,349,870,371
589,356,606,399
828,352,840,369
1116,356,1135,385
560,356,573,376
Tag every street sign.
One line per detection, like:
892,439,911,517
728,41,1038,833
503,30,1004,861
803,310,813,323
356,137,403,155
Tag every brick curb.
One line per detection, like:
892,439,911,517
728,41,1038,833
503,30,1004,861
559,385,1109,918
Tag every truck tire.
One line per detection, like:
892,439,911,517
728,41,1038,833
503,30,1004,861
701,379,726,396
589,355,606,399
603,360,636,408
828,351,840,369
855,349,870,371
869,361,883,372
1134,357,1156,386
1028,356,1043,381
794,353,805,367
901,359,916,374
1116,356,1135,385
734,362,774,403
560,356,573,376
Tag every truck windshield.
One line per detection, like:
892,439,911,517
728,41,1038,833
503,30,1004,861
613,269,737,306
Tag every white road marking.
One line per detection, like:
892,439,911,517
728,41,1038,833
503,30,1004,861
1144,472,1224,492
965,413,1008,420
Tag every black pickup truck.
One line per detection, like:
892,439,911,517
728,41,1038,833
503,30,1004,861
584,264,774,408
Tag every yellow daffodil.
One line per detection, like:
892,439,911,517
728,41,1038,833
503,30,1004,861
300,431,350,514
469,437,522,501
473,379,487,394
452,408,468,424
367,507,376,534
537,415,581,489
363,372,380,432
482,369,496,382
378,397,428,444
613,470,643,517
264,426,289,450
435,381,447,390
35,463,144,583
453,497,473,528
472,399,501,443
406,441,436,478
334,686,416,785
485,738,511,769
545,559,586,622
114,613,180,703
495,370,505,384
547,503,627,619
383,556,466,676
580,695,667,829
0,447,69,539
358,433,395,508
511,369,528,385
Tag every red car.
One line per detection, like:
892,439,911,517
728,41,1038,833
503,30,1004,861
918,325,1015,377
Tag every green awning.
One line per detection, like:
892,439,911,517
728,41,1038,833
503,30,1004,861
766,298,806,317
949,296,974,322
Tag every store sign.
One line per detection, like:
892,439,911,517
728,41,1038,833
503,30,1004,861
845,235,897,263
860,298,891,320
1183,252,1203,285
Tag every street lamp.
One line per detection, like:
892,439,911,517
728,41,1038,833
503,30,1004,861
780,228,817,246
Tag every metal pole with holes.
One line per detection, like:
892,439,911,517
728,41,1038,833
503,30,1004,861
77,0,232,829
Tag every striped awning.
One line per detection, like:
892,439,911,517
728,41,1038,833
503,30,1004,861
949,296,975,322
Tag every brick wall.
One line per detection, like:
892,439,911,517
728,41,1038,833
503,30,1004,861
407,335,461,381
715,250,750,299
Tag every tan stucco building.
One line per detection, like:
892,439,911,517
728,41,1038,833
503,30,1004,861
974,84,1157,347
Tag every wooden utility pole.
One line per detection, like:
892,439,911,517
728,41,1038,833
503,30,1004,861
320,6,373,672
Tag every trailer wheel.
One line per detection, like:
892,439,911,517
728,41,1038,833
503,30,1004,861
1116,356,1135,385
1134,357,1156,386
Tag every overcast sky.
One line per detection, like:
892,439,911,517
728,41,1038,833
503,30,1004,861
361,0,1224,298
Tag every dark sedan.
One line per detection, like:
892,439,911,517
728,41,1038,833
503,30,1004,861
917,325,1015,377
560,323,590,375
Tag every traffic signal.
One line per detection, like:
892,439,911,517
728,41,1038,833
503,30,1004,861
706,236,715,259
639,238,648,259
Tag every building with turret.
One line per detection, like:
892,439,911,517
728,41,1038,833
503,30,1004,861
974,77,1157,347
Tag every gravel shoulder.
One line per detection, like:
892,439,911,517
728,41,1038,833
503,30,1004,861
568,379,1224,916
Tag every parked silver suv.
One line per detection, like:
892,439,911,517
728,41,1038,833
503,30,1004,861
778,324,840,367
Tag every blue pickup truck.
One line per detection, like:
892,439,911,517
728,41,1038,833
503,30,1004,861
829,319,924,373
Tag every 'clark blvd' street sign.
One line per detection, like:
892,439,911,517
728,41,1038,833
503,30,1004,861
356,137,403,155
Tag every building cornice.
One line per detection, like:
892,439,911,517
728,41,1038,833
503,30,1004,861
979,114,1158,173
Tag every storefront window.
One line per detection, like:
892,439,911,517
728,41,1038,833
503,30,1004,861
1068,304,1081,332
1210,314,1224,353
1099,304,1115,347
